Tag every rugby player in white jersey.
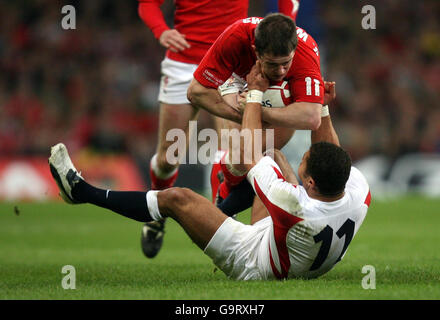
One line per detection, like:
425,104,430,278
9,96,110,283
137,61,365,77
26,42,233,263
48,64,371,280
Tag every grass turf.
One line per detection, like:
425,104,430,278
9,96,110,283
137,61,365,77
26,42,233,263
0,195,439,300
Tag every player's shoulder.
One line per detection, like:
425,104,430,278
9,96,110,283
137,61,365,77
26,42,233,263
288,26,321,78
231,16,263,34
295,26,320,58
347,166,369,189
296,26,319,47
218,16,261,41
345,166,371,206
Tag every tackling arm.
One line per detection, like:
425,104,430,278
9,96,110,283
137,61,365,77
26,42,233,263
261,101,322,130
187,79,243,124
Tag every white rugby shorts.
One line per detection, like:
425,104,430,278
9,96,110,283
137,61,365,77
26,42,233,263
158,57,198,105
204,216,275,281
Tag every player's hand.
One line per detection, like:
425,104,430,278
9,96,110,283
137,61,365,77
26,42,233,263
246,61,269,92
323,81,336,105
159,29,191,52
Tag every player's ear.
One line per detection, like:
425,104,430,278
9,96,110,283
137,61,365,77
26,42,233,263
308,177,321,194
304,176,316,191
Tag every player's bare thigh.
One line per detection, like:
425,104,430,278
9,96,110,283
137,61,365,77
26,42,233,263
157,187,228,249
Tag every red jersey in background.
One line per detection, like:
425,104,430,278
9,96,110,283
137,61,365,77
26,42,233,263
138,0,249,64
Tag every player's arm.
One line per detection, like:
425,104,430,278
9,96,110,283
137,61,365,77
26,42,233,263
187,79,243,123
241,62,269,171
258,71,322,130
271,149,299,185
278,0,300,21
261,101,322,130
138,0,190,52
311,81,340,146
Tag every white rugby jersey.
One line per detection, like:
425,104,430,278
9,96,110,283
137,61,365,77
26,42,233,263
247,156,371,279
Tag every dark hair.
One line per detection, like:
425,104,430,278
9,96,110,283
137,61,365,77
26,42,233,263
254,13,298,57
306,142,352,196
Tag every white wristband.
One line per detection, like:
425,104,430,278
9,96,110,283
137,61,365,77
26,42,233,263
321,105,329,117
246,90,263,104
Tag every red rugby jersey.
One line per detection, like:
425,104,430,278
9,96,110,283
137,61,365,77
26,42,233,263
138,0,249,64
193,17,324,104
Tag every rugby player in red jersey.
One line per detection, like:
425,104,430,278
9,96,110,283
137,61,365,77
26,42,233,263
187,13,325,213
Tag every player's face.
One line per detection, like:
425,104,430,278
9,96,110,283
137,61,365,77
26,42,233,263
257,51,295,82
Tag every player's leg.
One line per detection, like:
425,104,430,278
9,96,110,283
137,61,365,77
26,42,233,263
216,178,255,217
209,115,228,202
157,187,228,249
149,57,199,189
48,143,227,250
151,102,199,188
143,102,199,258
142,57,199,258
210,77,246,203
49,143,272,280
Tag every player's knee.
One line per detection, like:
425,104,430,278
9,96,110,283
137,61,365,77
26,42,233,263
156,151,178,173
161,187,193,209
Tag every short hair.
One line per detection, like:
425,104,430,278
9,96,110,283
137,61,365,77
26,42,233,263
254,13,298,57
305,142,352,197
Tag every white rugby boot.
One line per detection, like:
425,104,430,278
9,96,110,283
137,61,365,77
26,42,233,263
48,143,84,204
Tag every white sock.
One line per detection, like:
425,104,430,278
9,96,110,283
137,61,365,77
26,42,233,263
146,190,163,221
151,154,178,179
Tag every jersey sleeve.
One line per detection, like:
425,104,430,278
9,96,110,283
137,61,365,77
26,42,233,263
138,0,169,39
193,21,244,88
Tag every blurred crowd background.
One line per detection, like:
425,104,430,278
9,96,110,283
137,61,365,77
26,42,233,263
320,1,440,161
0,0,439,194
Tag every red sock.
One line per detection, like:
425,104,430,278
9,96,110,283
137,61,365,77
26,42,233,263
217,152,246,200
149,165,178,190
210,150,227,203
220,161,246,187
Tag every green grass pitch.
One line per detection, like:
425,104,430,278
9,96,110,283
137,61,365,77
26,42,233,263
0,195,439,300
